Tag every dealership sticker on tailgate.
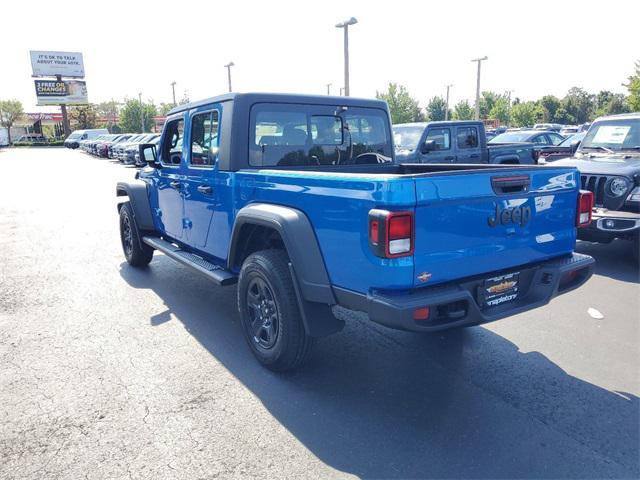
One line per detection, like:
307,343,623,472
481,272,520,308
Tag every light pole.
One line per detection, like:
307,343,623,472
335,17,357,97
326,83,332,95
505,89,514,126
138,92,144,133
224,62,234,93
471,56,488,120
445,84,453,121
339,87,345,96
170,81,176,105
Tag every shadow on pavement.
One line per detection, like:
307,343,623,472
120,257,639,479
576,239,639,283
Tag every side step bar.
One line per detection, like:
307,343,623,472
142,236,237,286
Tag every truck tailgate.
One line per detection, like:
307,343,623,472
412,167,578,288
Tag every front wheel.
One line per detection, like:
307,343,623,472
119,202,153,267
237,250,314,371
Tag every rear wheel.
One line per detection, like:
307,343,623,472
238,250,313,371
119,202,153,267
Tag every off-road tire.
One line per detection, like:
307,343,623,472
238,249,314,371
119,202,154,267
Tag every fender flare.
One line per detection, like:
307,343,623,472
116,180,156,232
228,203,335,305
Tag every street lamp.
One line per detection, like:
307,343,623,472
170,81,177,105
335,17,357,97
471,56,488,120
445,84,453,121
224,62,235,93
326,83,332,95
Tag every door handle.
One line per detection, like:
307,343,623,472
169,181,181,189
197,185,213,194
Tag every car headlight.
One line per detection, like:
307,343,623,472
627,186,640,203
609,177,628,197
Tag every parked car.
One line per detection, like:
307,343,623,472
537,132,587,163
122,134,160,165
16,133,48,143
113,134,147,161
393,121,537,164
533,123,563,132
64,128,109,149
97,134,133,158
117,92,594,371
489,129,565,147
554,113,640,260
560,126,580,137
90,134,119,155
134,135,161,167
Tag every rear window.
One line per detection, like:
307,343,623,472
249,103,392,167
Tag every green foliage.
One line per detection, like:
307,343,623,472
376,83,424,124
488,98,510,124
0,99,24,144
451,100,473,120
539,95,561,122
109,124,122,134
625,60,640,111
510,101,543,127
69,105,97,129
424,96,450,121
561,87,594,124
119,99,158,133
158,103,175,116
593,91,630,118
478,91,504,120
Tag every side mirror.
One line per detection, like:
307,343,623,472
569,140,580,153
421,139,436,154
139,143,159,167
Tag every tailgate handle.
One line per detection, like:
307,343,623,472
491,175,530,195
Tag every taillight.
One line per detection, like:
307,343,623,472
577,190,593,227
368,209,414,258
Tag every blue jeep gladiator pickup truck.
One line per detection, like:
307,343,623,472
117,93,594,371
392,120,537,164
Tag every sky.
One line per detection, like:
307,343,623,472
2,0,638,113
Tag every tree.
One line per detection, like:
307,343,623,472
0,100,24,145
452,100,474,120
424,96,449,121
119,99,158,133
539,95,561,122
158,103,175,116
593,90,630,118
488,98,510,125
376,83,424,123
561,87,594,124
625,61,640,111
478,91,503,120
69,105,97,129
96,100,120,130
510,101,543,127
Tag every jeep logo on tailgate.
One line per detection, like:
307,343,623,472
488,203,531,227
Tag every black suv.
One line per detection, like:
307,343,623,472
555,113,640,260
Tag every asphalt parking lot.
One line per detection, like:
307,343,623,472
0,147,638,479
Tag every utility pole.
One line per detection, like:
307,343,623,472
224,62,234,93
170,81,176,105
339,87,345,96
471,56,488,120
326,83,332,95
56,75,71,137
335,17,357,97
445,84,453,121
138,92,144,133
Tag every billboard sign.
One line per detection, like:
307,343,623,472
30,51,85,78
34,80,88,106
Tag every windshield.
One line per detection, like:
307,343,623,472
581,119,640,151
249,103,393,167
67,132,83,139
489,132,533,143
559,132,586,146
392,125,425,150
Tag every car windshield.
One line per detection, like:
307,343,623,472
581,119,640,152
392,125,425,150
559,132,586,146
489,132,533,143
249,103,393,167
68,133,82,139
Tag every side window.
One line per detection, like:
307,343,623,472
549,134,563,145
457,127,479,149
533,135,549,145
425,128,451,150
190,110,220,167
161,118,185,166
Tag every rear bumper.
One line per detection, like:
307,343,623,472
334,253,594,332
